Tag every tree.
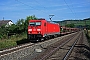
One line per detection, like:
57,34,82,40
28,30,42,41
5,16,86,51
16,19,25,30
65,23,75,28
0,25,7,39
0,15,38,39
24,15,37,31
16,19,25,26
84,18,90,20
7,24,18,33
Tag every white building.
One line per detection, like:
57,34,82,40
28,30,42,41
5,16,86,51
0,20,14,27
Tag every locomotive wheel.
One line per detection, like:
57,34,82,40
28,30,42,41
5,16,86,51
45,37,48,40
48,36,51,39
54,35,57,38
41,38,44,41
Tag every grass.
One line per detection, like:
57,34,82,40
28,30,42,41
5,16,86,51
0,40,17,50
85,30,90,45
0,32,27,50
88,30,90,43
88,30,90,37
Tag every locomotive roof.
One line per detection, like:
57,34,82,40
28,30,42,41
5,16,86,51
38,18,45,20
47,21,59,24
30,19,59,24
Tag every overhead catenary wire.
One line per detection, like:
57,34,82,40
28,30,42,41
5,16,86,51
69,0,77,18
15,0,54,20
63,0,76,18
33,0,55,20
30,0,49,15
15,0,46,14
15,0,35,9
33,0,47,9
15,0,78,20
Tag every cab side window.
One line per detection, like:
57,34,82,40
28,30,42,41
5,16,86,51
44,23,46,26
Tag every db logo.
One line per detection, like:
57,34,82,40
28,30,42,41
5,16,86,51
33,29,36,31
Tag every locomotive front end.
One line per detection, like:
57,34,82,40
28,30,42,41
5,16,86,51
27,20,43,41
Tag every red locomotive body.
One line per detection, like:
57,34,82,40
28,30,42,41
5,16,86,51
27,19,60,41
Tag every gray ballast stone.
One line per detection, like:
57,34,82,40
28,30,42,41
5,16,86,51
0,33,75,60
35,48,42,53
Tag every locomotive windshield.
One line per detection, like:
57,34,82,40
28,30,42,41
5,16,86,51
29,22,41,26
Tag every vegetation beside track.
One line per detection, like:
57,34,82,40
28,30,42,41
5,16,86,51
0,32,27,50
88,30,90,43
85,30,90,45
0,15,37,50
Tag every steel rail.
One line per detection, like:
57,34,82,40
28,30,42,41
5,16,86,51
63,32,82,60
0,42,34,56
39,33,79,60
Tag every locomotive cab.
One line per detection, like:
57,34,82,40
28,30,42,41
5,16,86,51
28,22,41,34
27,19,46,41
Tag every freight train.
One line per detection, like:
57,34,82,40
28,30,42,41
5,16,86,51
27,19,79,42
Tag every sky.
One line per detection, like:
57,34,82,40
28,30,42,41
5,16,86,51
0,0,90,23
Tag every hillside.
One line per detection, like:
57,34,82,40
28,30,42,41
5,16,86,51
53,19,90,29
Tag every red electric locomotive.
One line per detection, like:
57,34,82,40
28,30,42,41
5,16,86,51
27,19,60,41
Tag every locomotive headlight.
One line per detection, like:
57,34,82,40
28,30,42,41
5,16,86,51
37,29,41,31
28,29,32,31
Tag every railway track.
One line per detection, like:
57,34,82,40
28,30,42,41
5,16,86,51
33,31,82,60
0,35,65,56
0,42,34,56
0,32,75,60
68,31,90,60
0,31,88,60
63,32,82,60
0,32,76,56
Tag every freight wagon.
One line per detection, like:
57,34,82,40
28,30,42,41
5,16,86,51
27,19,60,41
60,26,79,35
